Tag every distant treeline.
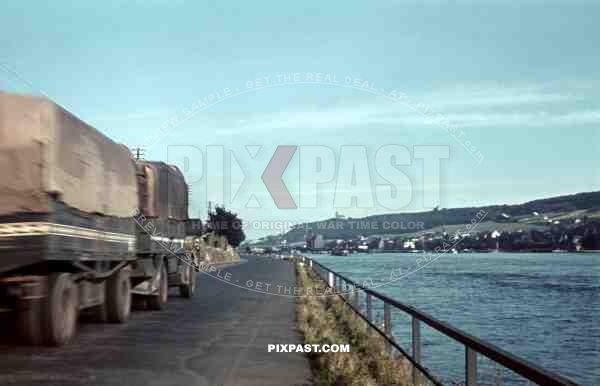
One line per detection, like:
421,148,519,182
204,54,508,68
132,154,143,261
282,191,600,244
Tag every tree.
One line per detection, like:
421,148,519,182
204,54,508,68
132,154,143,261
208,206,246,248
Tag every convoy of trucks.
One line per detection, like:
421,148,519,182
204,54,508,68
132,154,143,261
0,92,203,346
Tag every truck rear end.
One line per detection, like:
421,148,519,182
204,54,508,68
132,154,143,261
0,92,138,346
131,161,202,305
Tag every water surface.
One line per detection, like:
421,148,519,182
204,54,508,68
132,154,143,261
309,252,599,385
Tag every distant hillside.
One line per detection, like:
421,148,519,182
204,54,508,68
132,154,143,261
276,191,600,244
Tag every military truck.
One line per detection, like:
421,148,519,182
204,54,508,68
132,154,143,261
130,160,202,306
0,92,202,346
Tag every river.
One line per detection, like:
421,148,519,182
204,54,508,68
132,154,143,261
308,252,599,385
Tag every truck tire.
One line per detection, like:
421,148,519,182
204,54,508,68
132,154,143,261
148,263,168,310
16,299,44,345
179,264,196,298
106,268,131,323
44,273,79,346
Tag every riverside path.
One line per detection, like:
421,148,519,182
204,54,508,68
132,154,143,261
0,255,312,386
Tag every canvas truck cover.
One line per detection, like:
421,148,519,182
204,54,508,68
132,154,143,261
0,92,138,217
137,161,188,221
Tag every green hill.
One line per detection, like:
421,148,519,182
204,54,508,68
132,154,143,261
262,191,600,245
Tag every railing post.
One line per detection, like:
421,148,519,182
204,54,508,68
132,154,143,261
412,317,422,385
304,260,569,386
384,303,392,354
466,347,477,386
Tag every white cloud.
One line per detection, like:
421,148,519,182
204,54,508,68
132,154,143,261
216,82,599,134
86,82,599,142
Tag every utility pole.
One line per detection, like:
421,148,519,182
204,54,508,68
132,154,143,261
131,146,145,160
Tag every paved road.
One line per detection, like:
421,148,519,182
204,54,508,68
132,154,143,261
0,256,312,386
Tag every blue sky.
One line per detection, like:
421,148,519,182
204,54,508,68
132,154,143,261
1,0,599,239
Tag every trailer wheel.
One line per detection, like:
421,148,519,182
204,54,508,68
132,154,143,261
179,264,196,298
148,263,168,310
106,268,131,323
17,299,44,345
44,273,79,346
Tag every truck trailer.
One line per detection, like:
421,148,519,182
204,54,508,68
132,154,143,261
0,92,202,346
130,160,202,307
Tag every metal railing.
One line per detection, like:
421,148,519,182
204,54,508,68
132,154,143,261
303,256,580,386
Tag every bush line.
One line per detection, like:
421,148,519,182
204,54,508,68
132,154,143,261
296,263,413,386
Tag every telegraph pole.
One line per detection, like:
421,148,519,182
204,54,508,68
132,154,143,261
131,146,145,160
